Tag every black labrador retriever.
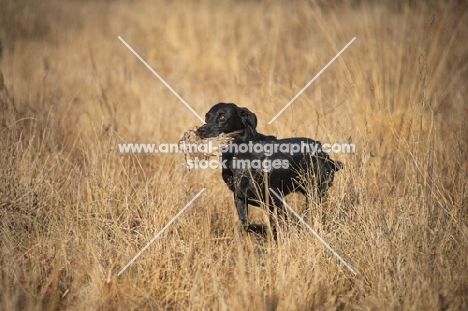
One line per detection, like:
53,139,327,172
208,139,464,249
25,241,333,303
197,102,343,236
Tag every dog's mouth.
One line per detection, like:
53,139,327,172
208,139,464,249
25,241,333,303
179,127,246,163
221,129,244,139
196,127,244,139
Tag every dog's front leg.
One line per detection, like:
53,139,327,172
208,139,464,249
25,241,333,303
234,195,249,229
234,194,268,234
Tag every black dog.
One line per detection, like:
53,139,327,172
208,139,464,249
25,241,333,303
197,103,343,236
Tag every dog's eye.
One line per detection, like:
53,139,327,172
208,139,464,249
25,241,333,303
219,115,225,121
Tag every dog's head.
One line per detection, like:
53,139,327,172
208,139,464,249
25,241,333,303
196,103,257,139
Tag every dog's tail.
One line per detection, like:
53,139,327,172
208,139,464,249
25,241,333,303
333,160,344,171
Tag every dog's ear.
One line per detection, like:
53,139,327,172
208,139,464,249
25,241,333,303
238,107,257,129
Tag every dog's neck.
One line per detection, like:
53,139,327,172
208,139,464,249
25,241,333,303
235,126,258,142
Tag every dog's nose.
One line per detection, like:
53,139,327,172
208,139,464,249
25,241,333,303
196,127,206,138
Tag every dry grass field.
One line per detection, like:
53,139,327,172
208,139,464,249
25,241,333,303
1,0,468,309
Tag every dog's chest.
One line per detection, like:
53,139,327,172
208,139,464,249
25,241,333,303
220,151,266,192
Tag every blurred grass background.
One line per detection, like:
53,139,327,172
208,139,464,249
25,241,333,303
1,0,467,309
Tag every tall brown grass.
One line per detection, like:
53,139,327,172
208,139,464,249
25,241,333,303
1,0,467,309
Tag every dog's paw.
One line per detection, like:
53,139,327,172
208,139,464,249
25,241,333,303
246,223,269,235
